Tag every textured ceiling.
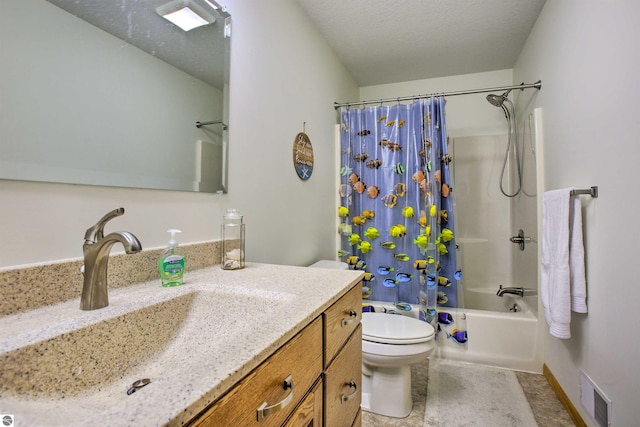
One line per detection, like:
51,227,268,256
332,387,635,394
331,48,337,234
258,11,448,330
295,0,546,86
46,0,228,88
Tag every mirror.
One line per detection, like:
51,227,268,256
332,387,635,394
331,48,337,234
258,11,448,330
1,0,230,193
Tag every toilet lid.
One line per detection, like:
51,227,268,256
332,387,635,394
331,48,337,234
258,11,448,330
361,312,435,345
308,260,348,270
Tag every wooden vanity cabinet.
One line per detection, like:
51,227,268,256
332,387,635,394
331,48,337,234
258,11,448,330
322,284,362,427
189,282,362,427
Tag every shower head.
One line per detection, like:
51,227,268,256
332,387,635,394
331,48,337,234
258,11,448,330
486,89,513,107
486,93,505,107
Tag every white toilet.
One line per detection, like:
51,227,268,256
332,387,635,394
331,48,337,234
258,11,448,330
308,260,436,418
361,312,435,418
308,260,349,270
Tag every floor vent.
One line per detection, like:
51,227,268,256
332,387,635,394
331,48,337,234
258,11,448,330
580,370,611,426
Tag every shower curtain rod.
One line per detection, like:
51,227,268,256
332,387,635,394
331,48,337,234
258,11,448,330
333,80,542,110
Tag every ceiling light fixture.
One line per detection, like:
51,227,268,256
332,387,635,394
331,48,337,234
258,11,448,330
202,0,221,11
156,0,216,32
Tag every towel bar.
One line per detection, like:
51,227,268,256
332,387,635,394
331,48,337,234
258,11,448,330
570,186,598,198
196,120,228,130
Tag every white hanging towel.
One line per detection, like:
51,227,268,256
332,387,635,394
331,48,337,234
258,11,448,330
569,194,588,313
541,188,588,339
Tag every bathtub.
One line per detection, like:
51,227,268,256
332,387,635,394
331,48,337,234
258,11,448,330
363,294,543,373
436,288,543,373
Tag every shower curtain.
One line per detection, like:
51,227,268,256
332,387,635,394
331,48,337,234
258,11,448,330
338,98,461,326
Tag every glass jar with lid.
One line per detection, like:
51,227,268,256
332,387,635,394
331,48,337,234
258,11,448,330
221,209,245,270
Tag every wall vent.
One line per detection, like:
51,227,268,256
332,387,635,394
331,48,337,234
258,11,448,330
580,370,612,426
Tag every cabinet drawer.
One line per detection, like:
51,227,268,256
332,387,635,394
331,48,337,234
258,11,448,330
352,409,362,427
283,379,322,427
324,325,362,427
323,283,362,367
192,317,323,427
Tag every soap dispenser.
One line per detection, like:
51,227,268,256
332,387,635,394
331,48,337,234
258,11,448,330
158,229,185,286
221,209,245,270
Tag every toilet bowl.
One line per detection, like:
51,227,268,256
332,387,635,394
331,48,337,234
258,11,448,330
361,312,435,418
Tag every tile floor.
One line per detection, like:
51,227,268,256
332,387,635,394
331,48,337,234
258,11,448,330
515,370,576,427
361,359,575,426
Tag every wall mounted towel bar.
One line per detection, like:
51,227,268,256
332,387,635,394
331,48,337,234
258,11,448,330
570,186,598,198
196,120,228,130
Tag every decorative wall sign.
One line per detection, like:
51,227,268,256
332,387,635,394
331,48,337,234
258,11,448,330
293,131,314,180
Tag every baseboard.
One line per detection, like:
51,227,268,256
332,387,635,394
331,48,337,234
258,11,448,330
543,364,587,427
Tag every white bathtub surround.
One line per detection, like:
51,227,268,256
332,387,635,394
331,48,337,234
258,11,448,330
463,287,530,312
425,358,537,427
541,189,588,339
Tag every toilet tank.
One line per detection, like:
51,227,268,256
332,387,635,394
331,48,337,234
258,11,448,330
308,260,348,270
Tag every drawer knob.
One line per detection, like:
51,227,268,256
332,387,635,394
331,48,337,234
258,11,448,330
341,309,358,327
256,375,294,421
340,379,358,404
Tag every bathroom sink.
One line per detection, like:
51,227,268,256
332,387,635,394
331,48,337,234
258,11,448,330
0,283,296,425
0,293,199,400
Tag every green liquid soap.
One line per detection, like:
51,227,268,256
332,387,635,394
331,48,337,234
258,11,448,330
158,229,185,287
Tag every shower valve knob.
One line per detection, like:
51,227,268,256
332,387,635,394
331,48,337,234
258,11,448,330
510,229,531,251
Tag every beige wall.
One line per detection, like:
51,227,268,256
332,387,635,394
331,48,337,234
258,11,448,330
514,1,640,425
0,0,358,269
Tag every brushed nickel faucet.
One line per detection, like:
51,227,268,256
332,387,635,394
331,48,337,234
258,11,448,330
80,208,142,310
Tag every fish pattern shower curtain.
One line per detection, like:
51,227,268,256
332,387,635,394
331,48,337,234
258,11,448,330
338,98,460,326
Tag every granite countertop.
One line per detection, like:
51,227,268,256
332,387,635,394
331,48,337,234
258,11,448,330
0,263,363,426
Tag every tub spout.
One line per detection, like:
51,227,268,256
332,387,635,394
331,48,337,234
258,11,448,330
496,285,524,297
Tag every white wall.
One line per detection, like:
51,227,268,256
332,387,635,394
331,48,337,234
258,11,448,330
514,1,640,425
0,0,358,269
